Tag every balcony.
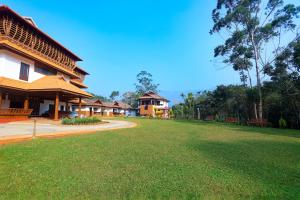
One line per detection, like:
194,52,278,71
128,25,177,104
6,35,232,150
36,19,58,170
0,108,33,116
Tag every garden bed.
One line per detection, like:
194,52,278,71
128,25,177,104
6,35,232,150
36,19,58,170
62,117,103,125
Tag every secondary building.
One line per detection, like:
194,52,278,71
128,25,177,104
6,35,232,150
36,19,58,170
138,92,169,118
72,99,136,117
0,5,92,120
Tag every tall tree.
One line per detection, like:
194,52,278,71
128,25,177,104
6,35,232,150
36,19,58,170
135,71,159,95
122,91,139,108
264,37,300,127
109,91,119,101
210,0,300,120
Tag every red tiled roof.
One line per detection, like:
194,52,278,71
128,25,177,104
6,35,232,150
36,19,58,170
74,99,132,109
138,92,168,101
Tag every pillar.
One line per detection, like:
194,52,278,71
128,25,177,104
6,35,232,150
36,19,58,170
0,92,2,109
54,92,59,121
78,97,82,115
24,95,29,110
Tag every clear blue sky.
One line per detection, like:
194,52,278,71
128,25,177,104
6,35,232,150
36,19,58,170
4,0,299,100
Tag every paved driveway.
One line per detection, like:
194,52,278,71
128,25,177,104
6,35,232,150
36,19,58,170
0,120,136,139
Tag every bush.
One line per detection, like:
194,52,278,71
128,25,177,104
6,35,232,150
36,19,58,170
62,117,101,125
279,117,287,129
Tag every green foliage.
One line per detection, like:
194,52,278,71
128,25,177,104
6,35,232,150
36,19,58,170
109,91,119,101
135,70,159,95
173,79,300,129
210,0,300,120
122,91,139,109
279,117,287,128
62,117,101,125
89,92,111,102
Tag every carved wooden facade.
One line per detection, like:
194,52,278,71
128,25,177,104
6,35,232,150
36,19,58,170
0,13,79,75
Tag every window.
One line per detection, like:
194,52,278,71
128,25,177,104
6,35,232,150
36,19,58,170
60,105,64,111
19,62,30,81
49,104,54,112
35,63,56,75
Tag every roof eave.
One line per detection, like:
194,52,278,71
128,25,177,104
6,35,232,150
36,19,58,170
0,5,82,61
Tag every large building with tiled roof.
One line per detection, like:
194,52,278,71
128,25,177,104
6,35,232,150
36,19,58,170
0,5,92,120
138,91,169,118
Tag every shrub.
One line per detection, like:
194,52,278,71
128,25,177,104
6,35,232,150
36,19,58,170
278,117,287,129
62,117,101,125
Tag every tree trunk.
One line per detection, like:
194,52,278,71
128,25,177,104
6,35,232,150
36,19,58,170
247,69,258,120
253,103,258,120
251,32,263,121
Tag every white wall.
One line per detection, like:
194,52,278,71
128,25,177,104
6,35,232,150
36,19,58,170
154,100,169,109
0,50,72,83
39,100,68,115
0,49,45,82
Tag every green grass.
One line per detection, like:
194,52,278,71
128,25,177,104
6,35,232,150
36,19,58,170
0,118,300,199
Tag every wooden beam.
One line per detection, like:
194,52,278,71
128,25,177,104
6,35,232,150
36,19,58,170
0,92,2,109
24,95,29,110
54,92,59,121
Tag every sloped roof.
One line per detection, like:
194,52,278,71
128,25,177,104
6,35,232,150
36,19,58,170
23,16,37,27
0,76,92,98
138,91,168,101
29,76,91,97
115,101,132,109
73,99,132,109
74,66,89,75
0,76,28,91
70,79,88,89
0,5,82,61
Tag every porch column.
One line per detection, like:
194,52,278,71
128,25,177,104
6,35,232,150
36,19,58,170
24,95,29,110
54,92,59,121
0,92,2,109
78,97,82,115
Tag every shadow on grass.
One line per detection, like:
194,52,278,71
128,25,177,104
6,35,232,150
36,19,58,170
173,119,300,138
187,139,300,199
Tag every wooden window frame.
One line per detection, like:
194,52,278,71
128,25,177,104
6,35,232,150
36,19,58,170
19,62,30,81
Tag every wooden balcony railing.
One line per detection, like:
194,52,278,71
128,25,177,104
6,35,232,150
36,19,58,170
0,108,33,116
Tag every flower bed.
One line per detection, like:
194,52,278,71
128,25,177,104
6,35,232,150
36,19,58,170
62,117,101,125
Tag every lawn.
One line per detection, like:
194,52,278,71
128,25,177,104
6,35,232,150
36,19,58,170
0,118,299,199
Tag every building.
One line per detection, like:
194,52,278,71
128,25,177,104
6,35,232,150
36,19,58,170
72,99,136,117
138,92,169,118
0,6,92,121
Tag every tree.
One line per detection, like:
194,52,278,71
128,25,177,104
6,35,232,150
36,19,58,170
89,92,110,102
109,91,119,101
185,93,195,120
210,0,300,120
122,91,139,108
264,37,300,128
135,71,159,95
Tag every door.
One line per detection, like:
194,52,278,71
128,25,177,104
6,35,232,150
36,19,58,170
89,107,93,116
29,97,40,116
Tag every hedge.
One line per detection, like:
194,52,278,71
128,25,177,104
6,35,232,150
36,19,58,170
62,117,101,125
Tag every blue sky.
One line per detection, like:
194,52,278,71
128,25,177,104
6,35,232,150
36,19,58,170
4,0,299,102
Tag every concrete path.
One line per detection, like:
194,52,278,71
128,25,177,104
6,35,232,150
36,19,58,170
0,120,136,139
